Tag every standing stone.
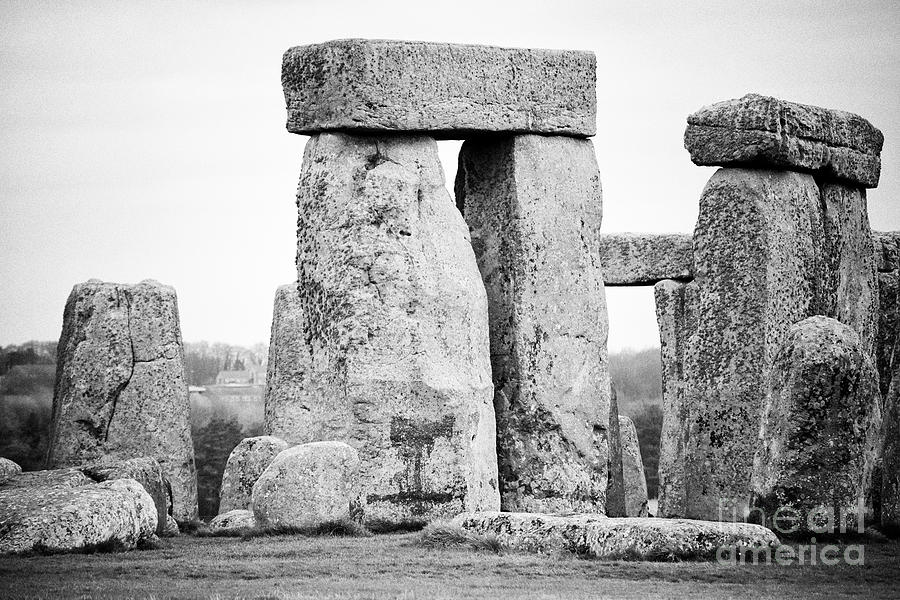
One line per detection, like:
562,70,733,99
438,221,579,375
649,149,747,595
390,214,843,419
605,385,626,517
654,279,698,518
219,436,289,514
282,40,596,137
751,317,881,534
456,135,610,513
265,133,498,525
251,441,360,529
820,183,879,358
46,280,198,521
619,415,649,517
876,269,899,400
682,169,824,520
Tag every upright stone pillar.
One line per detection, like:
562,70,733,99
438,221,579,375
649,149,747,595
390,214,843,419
266,133,498,525
47,279,198,521
679,94,884,520
654,278,698,518
456,135,610,513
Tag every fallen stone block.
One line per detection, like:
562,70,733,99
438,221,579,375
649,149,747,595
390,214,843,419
47,279,198,521
209,509,257,532
456,134,610,513
684,94,883,187
82,456,171,536
598,233,693,285
219,436,289,514
451,512,779,560
751,317,881,535
266,133,499,525
252,441,360,529
0,471,157,555
619,416,649,517
282,39,596,137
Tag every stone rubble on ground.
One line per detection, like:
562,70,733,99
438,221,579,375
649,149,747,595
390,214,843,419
209,509,257,532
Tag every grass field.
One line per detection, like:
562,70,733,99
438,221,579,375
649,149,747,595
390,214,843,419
1,532,898,599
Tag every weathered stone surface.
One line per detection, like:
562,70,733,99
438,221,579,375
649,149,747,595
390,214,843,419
681,169,824,520
820,184,879,358
46,279,198,521
219,436,289,514
685,94,883,187
252,442,360,529
452,512,779,560
605,385,625,517
654,279,698,518
877,272,899,400
163,514,180,537
209,509,257,531
0,458,22,484
598,233,693,285
82,456,171,535
882,348,900,529
750,317,881,533
873,231,899,272
282,39,596,137
0,471,157,554
265,133,498,525
619,416,648,518
456,135,610,513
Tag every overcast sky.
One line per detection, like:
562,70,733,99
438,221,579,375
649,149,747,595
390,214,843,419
1,0,898,352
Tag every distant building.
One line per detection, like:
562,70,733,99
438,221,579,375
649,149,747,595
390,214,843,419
215,370,263,385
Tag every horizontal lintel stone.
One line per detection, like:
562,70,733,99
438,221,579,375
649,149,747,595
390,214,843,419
282,39,596,138
684,94,883,188
598,233,693,285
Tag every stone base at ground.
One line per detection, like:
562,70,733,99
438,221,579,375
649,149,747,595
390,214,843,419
0,458,22,485
0,468,157,555
81,456,171,536
219,436,289,514
252,441,360,529
209,509,257,532
451,512,779,560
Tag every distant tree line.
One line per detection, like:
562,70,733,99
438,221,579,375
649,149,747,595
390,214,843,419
0,341,57,376
183,341,268,386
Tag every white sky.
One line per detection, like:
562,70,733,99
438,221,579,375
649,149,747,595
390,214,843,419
1,0,898,352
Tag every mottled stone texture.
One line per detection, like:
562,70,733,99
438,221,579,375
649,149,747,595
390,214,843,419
685,94,883,187
82,456,171,535
819,184,879,358
282,39,596,137
598,233,693,285
456,135,610,513
654,279,698,518
209,509,256,531
619,416,649,517
750,317,881,533
875,232,900,529
681,169,824,520
252,442,360,529
219,436,289,514
46,280,198,521
266,133,498,525
452,512,779,560
605,386,625,517
0,458,22,485
0,469,157,555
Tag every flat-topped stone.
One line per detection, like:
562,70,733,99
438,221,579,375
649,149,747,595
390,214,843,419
685,94,883,187
599,233,693,285
452,512,779,560
282,39,596,137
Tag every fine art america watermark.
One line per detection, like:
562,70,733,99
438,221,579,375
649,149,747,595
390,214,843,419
714,500,868,565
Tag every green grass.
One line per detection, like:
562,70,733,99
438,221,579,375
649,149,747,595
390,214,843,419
0,533,898,599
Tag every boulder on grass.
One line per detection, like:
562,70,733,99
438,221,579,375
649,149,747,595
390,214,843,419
0,470,157,555
452,512,779,560
81,456,171,535
219,436,288,514
251,441,360,529
209,509,257,532
0,458,22,484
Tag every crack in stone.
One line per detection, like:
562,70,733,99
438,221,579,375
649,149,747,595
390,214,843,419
104,287,135,442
